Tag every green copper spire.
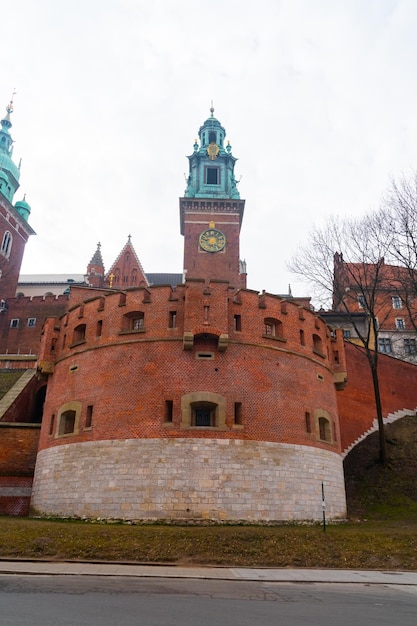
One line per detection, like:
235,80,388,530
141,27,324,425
0,93,21,204
184,105,240,199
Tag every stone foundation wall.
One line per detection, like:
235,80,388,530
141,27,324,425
31,438,346,521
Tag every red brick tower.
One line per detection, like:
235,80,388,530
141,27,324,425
31,109,348,523
180,106,246,288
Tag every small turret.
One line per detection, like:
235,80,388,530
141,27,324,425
14,195,31,222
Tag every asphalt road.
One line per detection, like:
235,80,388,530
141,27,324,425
0,575,416,625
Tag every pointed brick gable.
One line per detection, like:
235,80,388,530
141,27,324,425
105,237,148,288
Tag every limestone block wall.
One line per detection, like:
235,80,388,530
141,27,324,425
31,438,346,521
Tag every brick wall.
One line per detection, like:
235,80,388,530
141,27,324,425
338,342,417,451
31,281,346,521
0,423,40,516
0,294,69,354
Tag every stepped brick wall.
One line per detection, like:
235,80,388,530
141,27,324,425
338,342,417,452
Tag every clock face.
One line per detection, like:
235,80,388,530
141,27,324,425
199,228,226,253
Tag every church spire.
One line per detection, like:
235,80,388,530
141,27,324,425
0,92,22,205
86,242,105,288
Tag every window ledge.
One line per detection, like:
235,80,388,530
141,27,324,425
262,334,287,343
180,425,228,431
69,340,86,348
313,349,326,358
119,329,146,335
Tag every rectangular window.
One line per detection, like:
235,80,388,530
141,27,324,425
85,405,93,428
195,408,212,426
404,338,417,355
234,402,243,425
343,329,351,338
132,317,144,330
10,318,19,328
392,296,402,309
58,410,76,436
357,295,366,309
300,329,305,345
169,311,177,329
96,320,103,337
395,318,405,330
305,412,311,434
164,400,173,423
378,337,392,353
49,414,55,436
234,314,242,332
27,318,36,327
205,167,219,185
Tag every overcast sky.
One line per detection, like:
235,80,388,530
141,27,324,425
3,0,417,296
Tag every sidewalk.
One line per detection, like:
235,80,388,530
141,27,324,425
1,560,417,585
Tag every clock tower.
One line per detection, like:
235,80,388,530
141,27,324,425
180,107,246,288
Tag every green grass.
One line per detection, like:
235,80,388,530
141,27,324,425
0,371,25,400
0,516,416,569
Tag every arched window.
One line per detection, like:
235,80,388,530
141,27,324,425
263,317,284,339
122,311,145,332
59,410,76,435
180,391,227,430
1,231,12,258
56,401,82,437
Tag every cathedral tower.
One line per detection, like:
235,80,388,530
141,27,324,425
180,107,246,287
0,96,35,301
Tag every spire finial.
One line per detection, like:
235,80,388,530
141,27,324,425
5,89,16,120
210,100,214,117
128,234,132,243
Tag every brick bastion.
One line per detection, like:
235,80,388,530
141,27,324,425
31,283,347,521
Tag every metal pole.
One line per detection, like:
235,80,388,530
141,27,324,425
321,481,326,532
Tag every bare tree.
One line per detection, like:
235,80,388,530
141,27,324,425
382,173,417,333
290,212,394,466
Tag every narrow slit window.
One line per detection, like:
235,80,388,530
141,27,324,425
234,402,243,425
85,405,93,428
164,400,173,423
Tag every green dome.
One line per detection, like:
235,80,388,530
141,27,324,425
14,197,31,221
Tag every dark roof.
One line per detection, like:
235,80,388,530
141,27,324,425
146,273,183,286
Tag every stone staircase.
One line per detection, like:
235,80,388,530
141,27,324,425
342,406,417,458
0,370,36,420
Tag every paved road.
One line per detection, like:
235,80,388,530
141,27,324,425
1,574,416,625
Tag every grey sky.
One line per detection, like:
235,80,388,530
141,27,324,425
3,0,417,295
